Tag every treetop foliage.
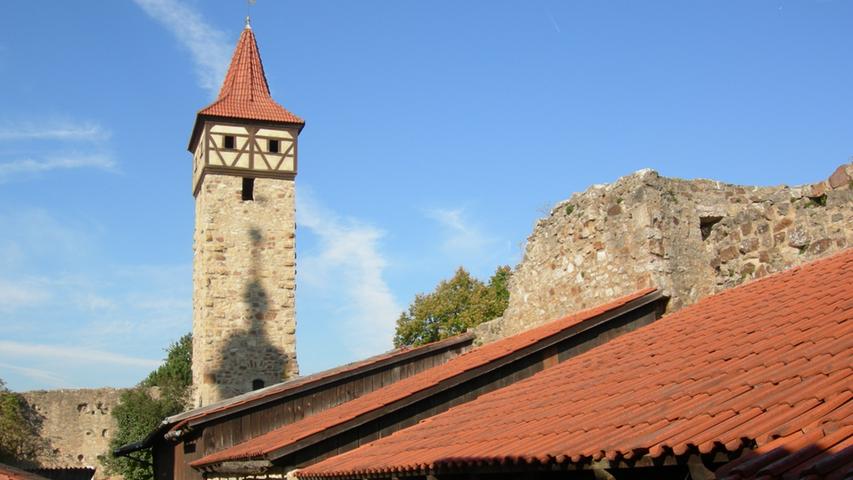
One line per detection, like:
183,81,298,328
103,333,192,480
0,378,47,467
393,266,511,347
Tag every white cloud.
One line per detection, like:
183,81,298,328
0,363,71,388
0,208,97,265
0,208,190,390
426,207,495,254
133,0,232,96
0,121,110,142
0,153,116,182
0,341,161,369
0,279,50,312
73,293,117,312
298,194,401,356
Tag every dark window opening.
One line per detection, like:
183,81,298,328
268,139,280,153
807,194,827,208
699,216,723,241
242,177,255,201
183,440,196,454
223,135,235,149
252,379,265,390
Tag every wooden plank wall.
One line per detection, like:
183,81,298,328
157,342,472,480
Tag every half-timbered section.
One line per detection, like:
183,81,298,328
114,335,474,480
297,250,853,480
191,121,298,196
187,289,668,478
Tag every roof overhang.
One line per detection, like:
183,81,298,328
114,333,475,457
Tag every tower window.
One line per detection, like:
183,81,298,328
268,139,280,153
242,177,255,201
252,379,265,390
223,135,235,149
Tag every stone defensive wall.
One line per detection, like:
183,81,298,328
20,388,127,480
477,162,853,342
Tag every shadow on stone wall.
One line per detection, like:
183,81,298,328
211,227,289,399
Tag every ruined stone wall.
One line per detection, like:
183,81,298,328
192,174,298,408
20,389,125,480
477,163,853,342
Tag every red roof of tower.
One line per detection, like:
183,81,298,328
188,25,303,151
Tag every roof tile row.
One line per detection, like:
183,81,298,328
197,27,303,125
191,288,658,467
299,249,853,479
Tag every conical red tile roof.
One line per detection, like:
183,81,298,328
198,26,303,125
188,26,304,151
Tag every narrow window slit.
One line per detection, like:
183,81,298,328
268,139,280,153
242,177,255,201
252,379,265,390
223,135,235,149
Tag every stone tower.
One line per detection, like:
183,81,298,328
188,22,303,407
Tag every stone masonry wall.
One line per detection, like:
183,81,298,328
477,163,853,342
20,388,125,480
192,174,298,408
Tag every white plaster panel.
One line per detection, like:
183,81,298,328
210,125,249,135
257,128,293,139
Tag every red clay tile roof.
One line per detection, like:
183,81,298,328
299,249,853,479
197,26,303,125
117,334,474,457
190,288,658,468
166,333,474,427
0,464,50,480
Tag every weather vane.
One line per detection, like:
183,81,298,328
245,0,256,29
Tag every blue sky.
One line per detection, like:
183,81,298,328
0,1,850,391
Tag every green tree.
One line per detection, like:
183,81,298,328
102,334,192,480
0,378,47,466
394,266,511,347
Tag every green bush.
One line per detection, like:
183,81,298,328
102,334,192,480
0,379,47,466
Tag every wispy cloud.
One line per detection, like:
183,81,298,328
72,293,117,312
299,194,401,356
0,121,110,142
0,279,50,312
0,153,116,181
426,207,495,254
424,207,514,278
0,363,71,388
0,208,97,267
133,0,231,96
544,6,561,34
0,118,114,182
0,341,161,368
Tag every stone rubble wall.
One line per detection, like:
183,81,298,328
477,163,853,342
192,174,299,407
20,388,126,480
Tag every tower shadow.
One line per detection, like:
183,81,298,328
212,227,289,400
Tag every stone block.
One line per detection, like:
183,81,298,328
828,164,852,189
